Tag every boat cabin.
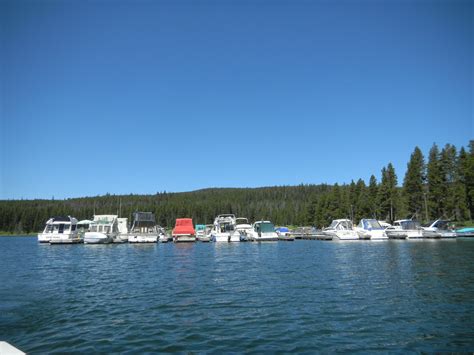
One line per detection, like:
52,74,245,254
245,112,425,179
358,219,384,231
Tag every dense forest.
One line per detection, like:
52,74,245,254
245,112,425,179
1,141,473,234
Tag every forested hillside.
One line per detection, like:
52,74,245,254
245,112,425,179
1,141,472,233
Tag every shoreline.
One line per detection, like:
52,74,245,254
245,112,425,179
0,233,37,237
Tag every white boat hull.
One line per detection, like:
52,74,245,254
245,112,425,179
50,233,83,244
173,235,196,243
251,232,279,242
37,233,52,243
128,234,158,243
358,229,388,240
333,231,359,241
84,232,113,244
213,233,240,242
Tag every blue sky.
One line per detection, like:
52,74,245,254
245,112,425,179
1,0,472,199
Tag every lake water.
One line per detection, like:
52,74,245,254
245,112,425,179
1,237,474,353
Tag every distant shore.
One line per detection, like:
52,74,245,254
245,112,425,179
0,233,37,237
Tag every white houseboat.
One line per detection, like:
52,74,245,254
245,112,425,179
38,216,83,244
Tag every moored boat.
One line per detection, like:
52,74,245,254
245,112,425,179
172,218,196,242
422,219,455,239
322,219,359,241
355,219,388,240
116,217,129,242
232,218,253,241
196,224,211,242
127,212,159,243
39,216,83,244
84,215,118,244
455,227,474,238
249,221,279,241
385,219,424,240
276,226,295,241
210,214,238,242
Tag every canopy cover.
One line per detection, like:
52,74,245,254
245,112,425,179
173,218,195,235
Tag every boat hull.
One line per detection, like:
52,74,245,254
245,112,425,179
84,232,113,244
128,235,158,243
37,233,52,243
173,235,196,243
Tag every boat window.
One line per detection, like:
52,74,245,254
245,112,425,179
340,221,352,229
71,225,76,231
363,220,382,230
58,224,65,234
53,224,60,232
260,223,275,233
422,221,434,227
45,224,53,233
329,221,338,228
401,221,420,230
63,224,70,232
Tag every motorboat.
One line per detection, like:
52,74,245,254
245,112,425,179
210,214,238,242
196,224,211,242
249,221,279,241
276,226,295,241
355,219,388,240
385,219,424,239
159,231,173,243
84,215,118,244
116,217,129,242
422,219,455,239
77,219,92,240
321,219,359,241
38,216,83,244
172,218,196,242
128,212,159,243
456,227,474,238
232,218,253,241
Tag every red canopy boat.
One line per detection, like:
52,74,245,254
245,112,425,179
172,218,196,242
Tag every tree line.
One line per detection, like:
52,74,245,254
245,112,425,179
1,141,472,234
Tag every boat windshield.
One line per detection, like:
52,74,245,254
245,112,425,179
328,221,339,229
260,223,275,233
360,219,382,230
401,220,420,230
422,221,435,227
219,222,234,232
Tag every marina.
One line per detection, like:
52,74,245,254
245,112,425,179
35,214,474,245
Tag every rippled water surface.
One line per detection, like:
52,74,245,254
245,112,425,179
1,237,474,353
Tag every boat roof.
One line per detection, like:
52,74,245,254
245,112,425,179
47,216,77,224
133,212,155,223
77,219,93,225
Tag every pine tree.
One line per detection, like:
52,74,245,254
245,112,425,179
463,141,474,220
403,146,426,220
368,175,378,219
440,144,467,220
427,143,444,219
377,164,399,222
